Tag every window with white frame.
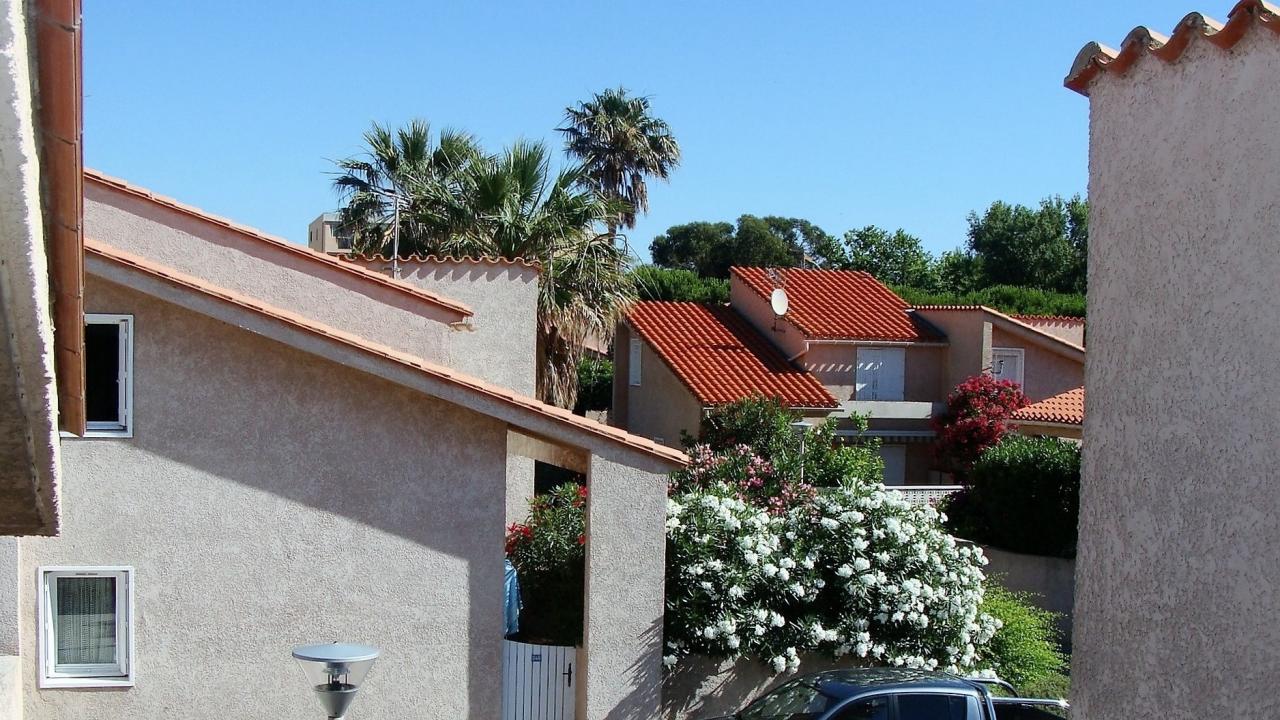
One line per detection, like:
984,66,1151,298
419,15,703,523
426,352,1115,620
38,566,134,687
84,314,133,436
991,347,1025,388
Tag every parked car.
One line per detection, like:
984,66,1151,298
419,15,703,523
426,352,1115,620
703,668,1068,720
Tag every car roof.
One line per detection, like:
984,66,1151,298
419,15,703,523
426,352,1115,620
798,668,986,699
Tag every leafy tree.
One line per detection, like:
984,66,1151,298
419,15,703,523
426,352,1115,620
650,221,735,274
650,215,839,278
631,265,729,304
965,196,1088,293
336,124,634,408
892,284,1086,318
559,87,681,237
842,225,938,289
573,357,613,415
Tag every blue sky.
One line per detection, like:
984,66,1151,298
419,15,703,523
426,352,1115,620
84,1,1194,260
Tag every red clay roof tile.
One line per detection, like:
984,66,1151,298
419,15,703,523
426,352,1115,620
1066,0,1280,95
627,302,838,409
732,267,944,342
1013,387,1085,426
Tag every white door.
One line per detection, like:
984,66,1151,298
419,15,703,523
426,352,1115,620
855,348,905,401
991,348,1025,388
503,640,576,720
879,445,907,486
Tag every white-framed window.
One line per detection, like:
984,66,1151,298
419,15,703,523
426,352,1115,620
84,314,133,437
37,566,135,688
628,338,643,387
855,347,905,401
991,347,1025,388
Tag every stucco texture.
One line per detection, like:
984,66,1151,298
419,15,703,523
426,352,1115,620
1074,29,1280,720
21,277,509,719
990,327,1083,403
613,324,702,448
804,344,944,402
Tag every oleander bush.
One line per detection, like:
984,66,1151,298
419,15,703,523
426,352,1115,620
932,375,1028,481
505,483,587,645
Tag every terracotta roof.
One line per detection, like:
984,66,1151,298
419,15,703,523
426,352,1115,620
83,169,473,318
341,253,541,270
1011,314,1085,325
1066,0,1280,95
85,238,686,467
1013,387,1085,426
627,302,838,409
731,267,944,342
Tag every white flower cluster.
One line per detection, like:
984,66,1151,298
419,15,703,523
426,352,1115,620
664,480,998,676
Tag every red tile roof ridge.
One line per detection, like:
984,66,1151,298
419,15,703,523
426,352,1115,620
1066,0,1280,95
627,301,839,409
83,168,474,318
340,253,541,270
1010,314,1086,324
1013,387,1085,425
84,238,687,466
730,266,944,342
913,305,1086,354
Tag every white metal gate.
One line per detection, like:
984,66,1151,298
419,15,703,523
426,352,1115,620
502,640,576,720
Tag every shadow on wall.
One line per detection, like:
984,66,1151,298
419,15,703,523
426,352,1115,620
66,280,508,717
604,618,664,720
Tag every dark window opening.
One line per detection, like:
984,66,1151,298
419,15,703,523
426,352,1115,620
85,322,122,425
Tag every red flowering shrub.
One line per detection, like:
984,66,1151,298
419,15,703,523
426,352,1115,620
505,483,586,645
932,374,1028,481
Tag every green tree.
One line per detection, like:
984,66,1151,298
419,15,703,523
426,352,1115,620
650,221,735,274
559,87,681,238
965,196,1088,293
650,215,839,278
631,265,729,304
841,225,938,288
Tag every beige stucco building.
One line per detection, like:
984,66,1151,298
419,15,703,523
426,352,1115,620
1067,2,1280,717
1,171,687,719
615,269,1085,487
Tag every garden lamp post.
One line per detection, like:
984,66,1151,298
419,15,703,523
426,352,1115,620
292,642,380,720
790,419,814,483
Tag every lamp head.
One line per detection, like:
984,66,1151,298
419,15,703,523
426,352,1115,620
292,643,379,719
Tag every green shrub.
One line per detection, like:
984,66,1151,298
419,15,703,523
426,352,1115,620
632,264,730,304
573,357,613,415
942,436,1080,558
892,284,1085,318
979,582,1068,690
505,484,586,645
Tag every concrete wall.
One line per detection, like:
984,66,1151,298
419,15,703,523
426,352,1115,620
664,654,848,719
613,324,703,448
84,185,457,372
980,544,1075,650
1074,29,1280,720
580,454,668,720
1016,318,1085,347
21,277,508,720
991,327,1084,403
0,537,17,718
914,310,991,396
729,277,807,359
353,257,540,396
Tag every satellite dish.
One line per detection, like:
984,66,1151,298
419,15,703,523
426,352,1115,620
771,288,790,317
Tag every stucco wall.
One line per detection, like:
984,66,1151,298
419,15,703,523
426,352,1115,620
1016,318,1085,347
1074,30,1280,720
913,310,991,395
664,654,850,719
21,276,508,720
803,344,945,403
84,185,457,370
990,327,1083,402
729,277,807,359
615,325,703,448
353,257,540,396
979,544,1074,650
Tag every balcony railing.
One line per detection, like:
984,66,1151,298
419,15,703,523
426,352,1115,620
891,484,963,507
837,400,942,419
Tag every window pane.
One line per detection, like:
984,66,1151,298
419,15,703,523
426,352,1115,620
85,323,121,423
898,694,971,720
54,577,117,665
832,697,889,720
993,702,1069,720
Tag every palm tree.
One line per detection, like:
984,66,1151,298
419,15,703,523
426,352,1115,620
333,120,483,256
558,87,681,237
334,125,634,408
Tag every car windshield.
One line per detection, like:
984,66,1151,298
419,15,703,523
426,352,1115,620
738,678,844,720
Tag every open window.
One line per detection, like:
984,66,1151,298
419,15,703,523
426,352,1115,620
84,314,133,437
38,566,135,688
